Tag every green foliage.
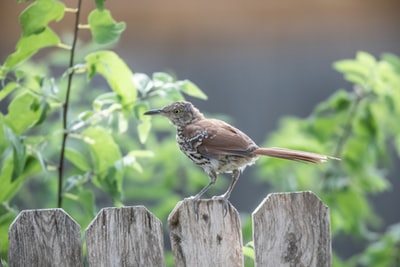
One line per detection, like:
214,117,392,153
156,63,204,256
19,0,65,36
0,0,207,262
1,1,399,266
243,241,255,266
86,50,136,107
255,51,400,266
82,126,123,202
0,0,64,78
357,223,400,267
88,9,126,44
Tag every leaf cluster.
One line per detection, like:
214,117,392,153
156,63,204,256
0,0,207,261
255,51,400,266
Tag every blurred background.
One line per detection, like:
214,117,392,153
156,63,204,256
1,0,400,262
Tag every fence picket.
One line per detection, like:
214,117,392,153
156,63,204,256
168,199,244,267
4,192,332,266
85,206,165,267
252,191,332,267
8,208,83,267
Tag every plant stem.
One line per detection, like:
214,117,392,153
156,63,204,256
58,0,82,208
333,86,364,158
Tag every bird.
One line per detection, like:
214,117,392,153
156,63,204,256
144,101,338,204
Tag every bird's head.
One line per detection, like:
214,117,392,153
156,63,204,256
144,101,205,127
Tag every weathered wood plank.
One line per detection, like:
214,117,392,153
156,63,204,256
168,199,244,267
8,208,83,267
85,206,165,267
252,191,331,267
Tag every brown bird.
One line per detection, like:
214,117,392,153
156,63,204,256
144,101,338,203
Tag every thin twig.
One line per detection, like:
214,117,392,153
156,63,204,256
333,85,365,158
57,0,82,208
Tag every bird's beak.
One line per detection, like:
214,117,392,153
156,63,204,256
143,109,162,115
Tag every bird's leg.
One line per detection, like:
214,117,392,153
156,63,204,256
185,170,217,217
212,169,240,215
218,169,241,200
186,170,217,200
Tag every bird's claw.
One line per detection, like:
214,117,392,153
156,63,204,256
185,195,230,218
212,195,230,217
185,196,201,219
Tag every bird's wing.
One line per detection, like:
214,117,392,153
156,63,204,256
183,119,257,158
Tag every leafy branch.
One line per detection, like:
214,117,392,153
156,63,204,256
0,0,207,261
256,51,400,266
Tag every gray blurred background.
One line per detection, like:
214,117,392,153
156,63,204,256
1,0,400,259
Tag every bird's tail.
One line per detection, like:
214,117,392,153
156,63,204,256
254,147,339,163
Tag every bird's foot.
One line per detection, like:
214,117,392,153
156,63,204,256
212,195,230,217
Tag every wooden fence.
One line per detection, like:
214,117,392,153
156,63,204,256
5,191,331,267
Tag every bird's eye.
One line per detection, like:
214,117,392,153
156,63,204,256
174,109,180,114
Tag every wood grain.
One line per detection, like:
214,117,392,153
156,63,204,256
252,191,331,267
8,208,83,267
5,192,332,266
168,199,244,267
85,206,165,267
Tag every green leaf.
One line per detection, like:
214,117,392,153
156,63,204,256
3,126,26,181
2,27,60,74
19,0,65,36
4,92,43,134
153,72,174,84
78,189,96,216
86,51,136,108
0,154,40,202
137,118,151,144
123,157,143,173
0,203,18,259
82,126,121,174
243,241,255,260
382,53,400,74
134,73,153,95
82,126,123,200
101,166,123,200
333,59,370,87
134,103,151,143
32,99,50,127
334,52,378,91
361,168,390,193
315,89,352,114
354,105,378,138
78,110,94,122
122,150,154,174
0,82,18,101
93,92,119,111
161,88,185,101
117,112,128,133
65,147,91,171
356,51,376,68
88,9,126,45
333,189,371,235
178,80,208,100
